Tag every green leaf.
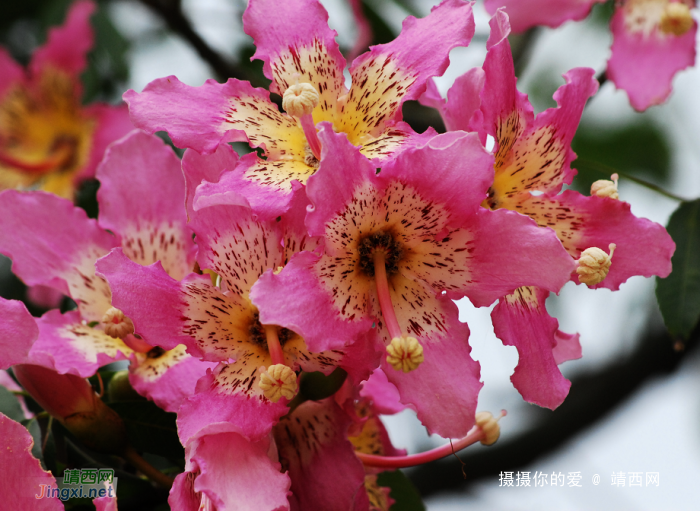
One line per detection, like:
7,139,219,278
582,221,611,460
108,401,184,459
377,470,426,511
299,368,347,401
0,385,25,423
572,120,671,194
656,199,700,339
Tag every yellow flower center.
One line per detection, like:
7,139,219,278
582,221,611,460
659,2,694,35
386,336,424,373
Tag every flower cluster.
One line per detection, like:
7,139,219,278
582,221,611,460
0,1,677,510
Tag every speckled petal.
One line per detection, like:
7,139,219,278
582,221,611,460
358,122,437,166
0,191,116,322
0,298,38,369
97,130,195,280
608,3,697,111
511,190,674,290
484,1,604,33
0,413,63,510
381,295,482,438
124,77,305,157
190,204,284,297
338,0,475,142
244,0,346,124
273,399,369,511
31,309,132,377
29,0,95,78
492,286,571,409
129,345,217,413
177,366,289,443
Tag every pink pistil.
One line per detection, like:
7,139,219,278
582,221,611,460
356,410,507,469
299,114,322,161
264,324,286,366
373,251,403,340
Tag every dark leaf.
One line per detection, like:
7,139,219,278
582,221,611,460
377,469,426,511
0,385,25,422
656,199,700,339
108,401,184,459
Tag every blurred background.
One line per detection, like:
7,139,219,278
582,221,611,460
1,0,699,509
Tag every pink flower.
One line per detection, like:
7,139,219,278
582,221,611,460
124,0,476,218
484,1,697,110
421,10,675,409
251,124,575,437
0,131,212,412
0,0,132,198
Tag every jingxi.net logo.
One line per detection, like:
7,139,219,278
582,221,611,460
35,468,117,501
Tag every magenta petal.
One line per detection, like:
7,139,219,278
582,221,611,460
464,208,576,307
360,368,406,415
124,77,280,154
306,124,378,237
169,473,200,511
347,0,475,126
193,152,293,222
382,297,482,438
608,7,697,111
182,144,238,218
559,190,674,290
96,249,206,354
337,331,384,386
93,495,117,511
78,103,134,182
552,329,582,365
177,370,288,443
0,413,63,510
379,131,494,218
274,400,368,511
0,48,25,99
96,130,195,279
243,0,346,97
441,68,485,132
0,298,38,369
33,309,131,377
29,0,95,78
251,252,375,353
189,424,291,511
492,287,571,409
484,0,603,33
129,350,217,413
0,191,116,321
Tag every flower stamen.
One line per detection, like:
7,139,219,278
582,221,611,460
102,307,135,339
356,410,507,468
282,83,322,161
590,173,619,200
576,243,617,286
659,2,694,36
259,364,298,402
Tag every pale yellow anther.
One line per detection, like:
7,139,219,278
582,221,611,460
576,243,617,286
386,336,424,373
101,307,134,339
475,411,501,446
659,2,694,36
273,266,284,275
282,83,320,118
590,173,619,200
258,364,298,402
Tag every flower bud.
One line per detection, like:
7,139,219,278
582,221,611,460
13,364,128,455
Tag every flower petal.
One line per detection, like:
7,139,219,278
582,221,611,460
338,0,475,141
608,4,697,111
97,131,195,280
29,0,95,78
0,48,25,99
0,413,63,510
124,77,304,157
0,191,116,322
243,0,347,123
129,345,217,413
492,286,571,409
0,298,38,369
177,367,288,443
382,295,482,438
274,399,368,511
182,143,238,218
